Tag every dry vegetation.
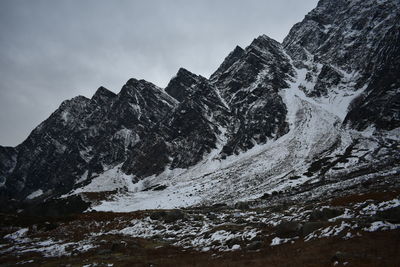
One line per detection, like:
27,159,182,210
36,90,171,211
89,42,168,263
1,189,400,267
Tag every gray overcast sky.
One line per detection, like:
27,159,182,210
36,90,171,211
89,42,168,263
0,0,318,146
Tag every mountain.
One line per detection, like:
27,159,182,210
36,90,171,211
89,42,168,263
0,0,399,215
1,0,400,264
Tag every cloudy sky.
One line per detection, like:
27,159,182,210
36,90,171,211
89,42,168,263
0,0,318,146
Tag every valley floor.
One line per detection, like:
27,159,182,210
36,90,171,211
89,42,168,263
1,187,400,266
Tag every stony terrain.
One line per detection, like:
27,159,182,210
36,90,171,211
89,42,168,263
1,188,400,266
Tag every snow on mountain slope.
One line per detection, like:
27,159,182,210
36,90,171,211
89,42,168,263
87,61,373,212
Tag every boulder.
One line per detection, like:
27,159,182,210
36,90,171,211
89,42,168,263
260,193,270,199
226,237,242,248
235,202,250,210
275,221,302,238
309,208,343,221
149,209,185,223
164,210,185,223
302,221,328,236
247,241,263,250
149,211,167,221
377,206,400,223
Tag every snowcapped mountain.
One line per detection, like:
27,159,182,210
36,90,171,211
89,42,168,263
0,0,399,215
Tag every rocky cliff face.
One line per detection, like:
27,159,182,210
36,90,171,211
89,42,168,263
122,69,230,177
0,147,16,188
283,0,400,129
344,19,400,130
211,35,294,155
0,0,399,212
1,79,177,202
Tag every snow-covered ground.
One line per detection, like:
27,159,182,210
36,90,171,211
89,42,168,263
3,193,399,260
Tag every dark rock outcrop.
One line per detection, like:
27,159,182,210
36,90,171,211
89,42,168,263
211,35,294,155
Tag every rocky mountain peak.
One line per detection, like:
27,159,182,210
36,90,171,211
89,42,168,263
176,67,196,78
165,68,203,102
122,78,156,94
118,78,176,109
91,86,117,104
59,95,90,109
283,0,400,71
247,34,281,53
120,78,172,100
55,95,91,128
210,45,244,82
211,33,294,99
231,45,245,56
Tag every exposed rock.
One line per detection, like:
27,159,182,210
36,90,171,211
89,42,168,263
308,65,343,97
226,237,242,248
149,211,167,221
302,221,328,236
165,68,202,102
0,146,17,196
309,208,344,221
191,215,204,221
154,224,166,231
275,221,303,238
150,210,186,223
22,195,90,217
247,241,263,250
211,35,294,155
376,206,400,223
235,202,250,210
207,213,218,220
284,0,400,129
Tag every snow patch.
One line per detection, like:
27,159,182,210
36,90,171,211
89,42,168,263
26,189,44,200
270,237,295,246
67,165,137,195
363,221,400,232
5,228,29,240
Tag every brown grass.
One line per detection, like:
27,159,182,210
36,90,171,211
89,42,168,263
2,229,400,267
330,190,400,206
